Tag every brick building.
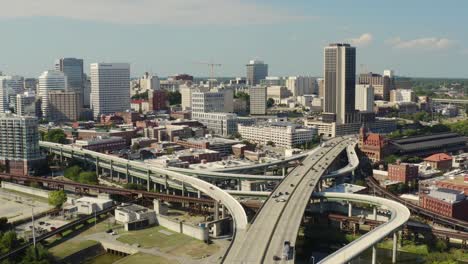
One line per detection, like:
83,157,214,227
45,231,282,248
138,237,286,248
358,126,389,162
388,161,419,183
149,90,167,111
420,188,468,221
424,153,453,171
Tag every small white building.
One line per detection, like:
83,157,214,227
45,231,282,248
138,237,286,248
115,203,156,226
74,196,113,215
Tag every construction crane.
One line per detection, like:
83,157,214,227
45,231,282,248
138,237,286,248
196,61,222,79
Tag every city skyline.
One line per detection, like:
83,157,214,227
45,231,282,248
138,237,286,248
0,0,467,78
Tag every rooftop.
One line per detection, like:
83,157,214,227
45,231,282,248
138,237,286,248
424,153,453,162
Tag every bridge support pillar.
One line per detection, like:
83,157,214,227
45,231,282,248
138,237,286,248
372,245,377,264
282,167,286,177
319,198,324,214
125,164,130,183
110,160,114,181
373,206,377,220
197,190,201,199
95,157,99,176
392,231,398,263
348,202,352,217
237,178,241,191
146,171,151,192
221,204,226,219
214,201,220,220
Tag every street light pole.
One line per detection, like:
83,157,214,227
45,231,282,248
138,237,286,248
31,205,36,248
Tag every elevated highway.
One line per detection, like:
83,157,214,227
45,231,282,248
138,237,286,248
39,141,248,230
224,137,353,263
314,192,410,264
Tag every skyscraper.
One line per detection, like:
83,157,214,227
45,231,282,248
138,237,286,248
355,84,374,112
358,72,393,101
246,60,268,86
90,63,130,119
0,75,25,113
0,113,43,176
38,70,67,118
323,43,356,124
55,58,84,95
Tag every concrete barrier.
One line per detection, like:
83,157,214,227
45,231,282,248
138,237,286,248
155,214,208,241
1,182,50,199
100,241,139,255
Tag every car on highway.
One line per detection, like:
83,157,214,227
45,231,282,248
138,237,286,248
290,183,294,187
283,241,291,260
278,198,286,202
285,192,289,195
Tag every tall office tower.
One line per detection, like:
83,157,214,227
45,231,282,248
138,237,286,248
90,63,130,119
23,78,38,92
0,113,43,176
246,60,268,85
212,87,234,113
140,72,160,91
286,76,317,97
16,92,38,117
317,78,325,98
358,72,393,101
0,75,25,113
83,74,91,107
323,43,356,124
48,91,82,122
180,85,193,110
55,58,84,94
355,84,375,112
38,70,67,118
383,69,394,78
249,86,267,115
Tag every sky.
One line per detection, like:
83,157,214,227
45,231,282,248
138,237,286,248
0,0,467,78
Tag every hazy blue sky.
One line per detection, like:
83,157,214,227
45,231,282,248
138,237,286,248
0,0,467,78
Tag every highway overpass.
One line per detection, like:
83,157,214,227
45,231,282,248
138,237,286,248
40,141,249,230
224,137,352,263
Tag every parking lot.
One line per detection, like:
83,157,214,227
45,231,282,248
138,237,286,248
0,188,53,222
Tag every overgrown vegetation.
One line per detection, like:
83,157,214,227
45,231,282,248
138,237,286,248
48,190,67,208
64,165,98,184
41,129,67,144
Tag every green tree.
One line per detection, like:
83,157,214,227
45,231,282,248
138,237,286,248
131,90,148,100
48,190,67,208
167,91,181,105
21,243,54,264
64,165,82,181
0,217,11,232
267,98,275,108
43,129,67,143
78,171,98,185
0,231,21,254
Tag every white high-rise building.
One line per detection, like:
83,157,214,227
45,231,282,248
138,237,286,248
355,84,374,112
90,63,130,119
286,76,317,97
191,91,225,113
38,70,67,118
0,75,24,113
16,92,37,117
140,72,160,91
390,89,416,103
383,69,394,78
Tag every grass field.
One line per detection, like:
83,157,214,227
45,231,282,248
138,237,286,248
117,226,218,259
114,253,175,264
49,240,99,259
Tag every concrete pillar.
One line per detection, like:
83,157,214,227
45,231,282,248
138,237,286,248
197,190,201,199
95,157,99,176
348,202,352,217
110,160,114,180
237,178,241,191
147,171,151,192
373,206,377,221
392,231,398,263
372,245,377,264
221,204,226,219
126,164,130,183
214,201,220,220
282,167,286,177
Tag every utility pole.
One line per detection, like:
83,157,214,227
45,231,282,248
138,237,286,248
31,206,36,248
